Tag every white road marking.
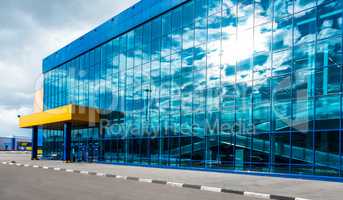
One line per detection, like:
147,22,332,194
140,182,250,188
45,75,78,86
200,186,222,193
167,182,184,188
244,192,270,199
139,178,153,183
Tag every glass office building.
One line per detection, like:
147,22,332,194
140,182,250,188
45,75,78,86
39,0,343,178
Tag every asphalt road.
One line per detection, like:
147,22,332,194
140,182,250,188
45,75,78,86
0,165,258,200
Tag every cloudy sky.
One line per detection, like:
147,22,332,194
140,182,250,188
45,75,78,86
0,0,139,137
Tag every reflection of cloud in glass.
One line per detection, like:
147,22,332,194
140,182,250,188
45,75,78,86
44,0,343,135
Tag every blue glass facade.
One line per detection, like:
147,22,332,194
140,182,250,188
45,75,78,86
42,0,343,178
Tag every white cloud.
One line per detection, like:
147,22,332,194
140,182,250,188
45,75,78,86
0,106,32,137
0,0,140,137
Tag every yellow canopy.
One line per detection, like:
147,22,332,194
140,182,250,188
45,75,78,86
19,104,100,129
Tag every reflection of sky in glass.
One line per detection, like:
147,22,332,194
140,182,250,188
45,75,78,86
43,0,343,135
41,1,343,175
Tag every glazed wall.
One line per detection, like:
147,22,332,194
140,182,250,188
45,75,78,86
42,0,343,177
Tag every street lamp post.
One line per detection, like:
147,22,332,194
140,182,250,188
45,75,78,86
143,88,152,164
144,88,152,123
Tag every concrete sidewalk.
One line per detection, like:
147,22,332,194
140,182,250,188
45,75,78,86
1,154,343,200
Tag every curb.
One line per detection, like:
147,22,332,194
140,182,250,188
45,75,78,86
0,161,311,200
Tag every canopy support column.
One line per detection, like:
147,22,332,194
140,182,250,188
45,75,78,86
31,126,38,160
63,122,72,162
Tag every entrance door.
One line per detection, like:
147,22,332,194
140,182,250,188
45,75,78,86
86,138,99,162
71,131,86,162
71,129,100,162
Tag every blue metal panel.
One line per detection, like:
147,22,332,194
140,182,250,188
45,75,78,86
11,137,15,151
94,161,343,183
42,0,189,73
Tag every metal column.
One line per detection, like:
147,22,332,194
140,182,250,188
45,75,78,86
31,126,38,160
63,123,72,162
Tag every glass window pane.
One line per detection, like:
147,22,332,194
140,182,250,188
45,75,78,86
294,9,316,44
238,0,254,30
195,0,208,19
183,1,194,27
272,75,292,100
293,42,315,71
271,133,290,173
293,69,315,99
315,95,341,129
317,1,343,40
294,0,316,13
315,131,340,176
315,67,342,95
172,7,182,31
208,0,222,16
273,0,293,19
254,0,273,26
162,13,172,36
208,12,222,42
316,37,343,68
195,18,208,45
272,49,292,76
292,99,314,131
273,16,293,51
254,23,272,53
291,131,314,175
253,51,271,79
183,25,194,50
152,17,162,39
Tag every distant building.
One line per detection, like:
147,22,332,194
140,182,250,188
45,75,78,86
0,136,31,151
